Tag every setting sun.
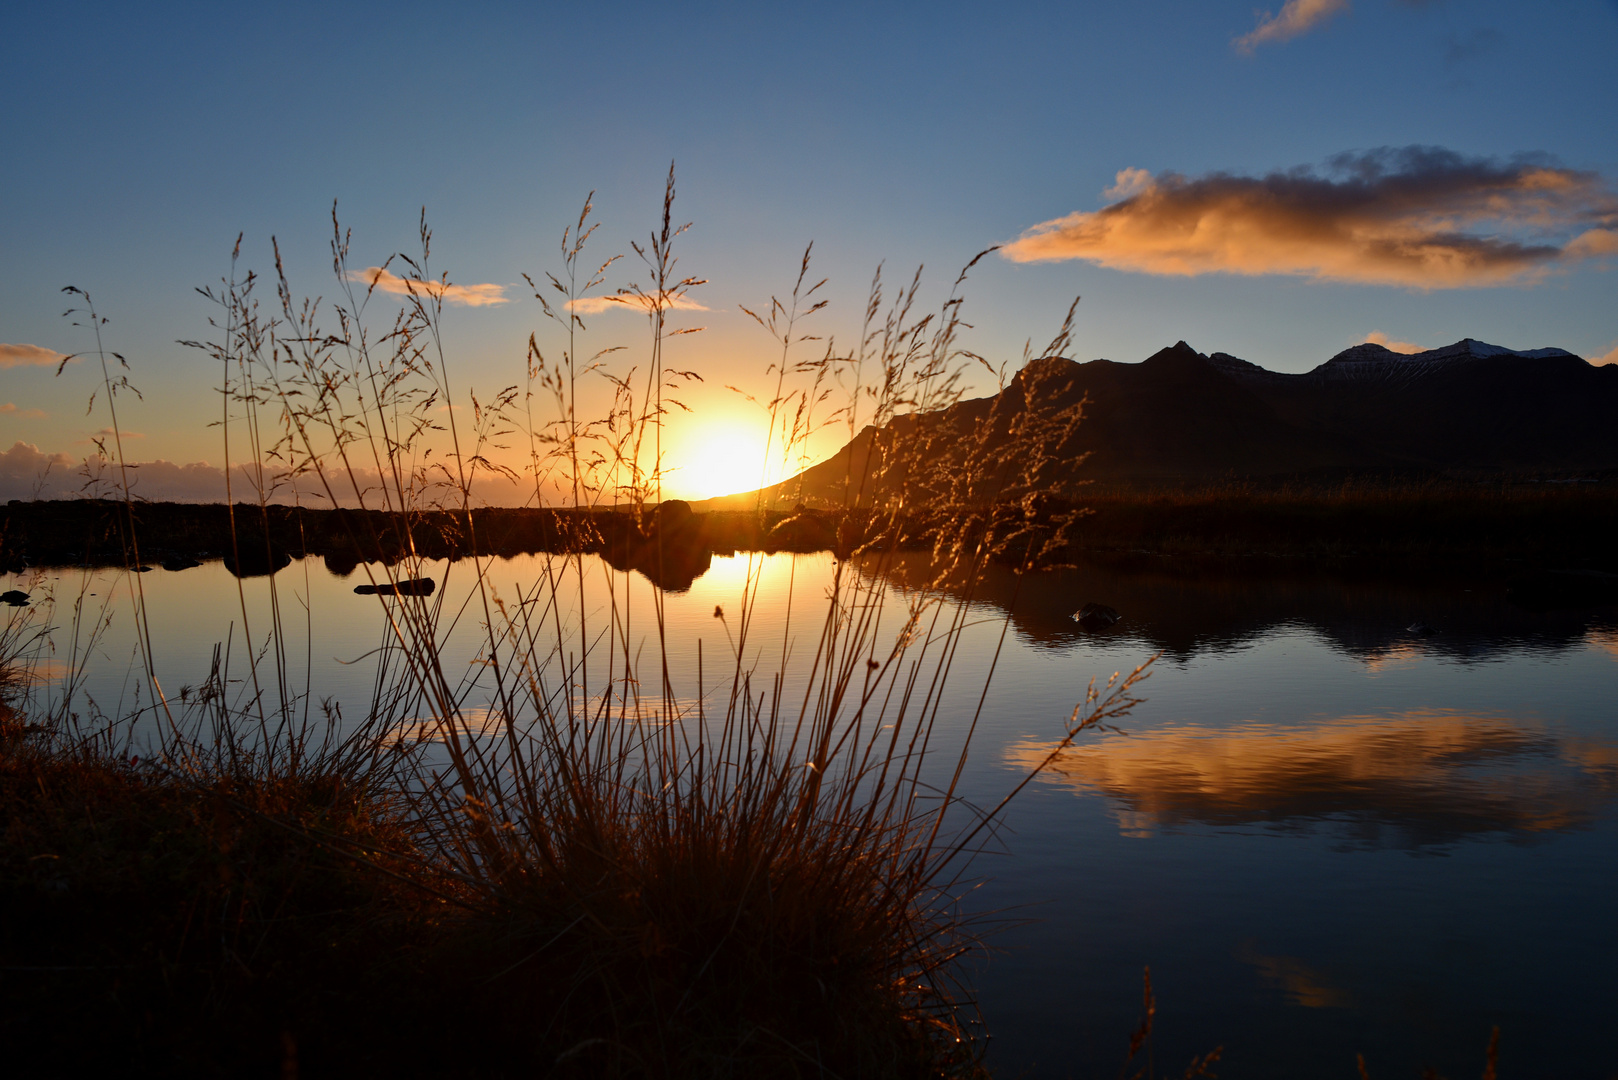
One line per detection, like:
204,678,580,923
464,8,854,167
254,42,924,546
673,425,775,500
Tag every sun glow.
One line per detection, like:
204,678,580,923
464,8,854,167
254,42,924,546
673,425,775,500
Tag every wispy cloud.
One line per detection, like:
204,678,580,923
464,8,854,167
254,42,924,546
565,292,710,315
0,403,47,418
0,343,71,369
1363,331,1422,354
1002,146,1618,289
78,428,145,444
1235,0,1351,53
1593,343,1618,366
350,267,510,307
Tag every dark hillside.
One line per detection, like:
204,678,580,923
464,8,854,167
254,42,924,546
736,338,1618,507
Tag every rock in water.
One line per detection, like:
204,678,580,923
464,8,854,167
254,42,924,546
1074,602,1121,631
767,514,836,553
354,577,436,597
1,590,29,607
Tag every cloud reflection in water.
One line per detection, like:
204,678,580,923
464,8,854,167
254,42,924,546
1235,941,1351,1009
1007,711,1618,850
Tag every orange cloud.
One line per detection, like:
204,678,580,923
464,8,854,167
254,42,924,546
82,428,145,442
1363,331,1421,354
1102,167,1154,201
0,404,47,418
1002,147,1618,289
0,343,71,369
1593,344,1618,366
1565,229,1618,259
351,267,509,307
565,292,710,315
1235,0,1351,53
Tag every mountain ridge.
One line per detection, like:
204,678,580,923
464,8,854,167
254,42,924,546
724,338,1618,507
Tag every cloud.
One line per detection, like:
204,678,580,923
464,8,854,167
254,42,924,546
1001,146,1618,289
350,267,509,307
79,428,145,444
1592,343,1618,366
0,343,71,369
1565,229,1618,259
0,442,74,498
1102,167,1153,201
1235,0,1351,53
0,404,47,418
0,441,544,507
565,292,710,315
1363,331,1421,354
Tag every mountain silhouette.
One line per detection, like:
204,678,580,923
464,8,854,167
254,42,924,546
745,339,1618,504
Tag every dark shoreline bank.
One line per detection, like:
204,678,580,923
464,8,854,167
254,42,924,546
3,485,1616,595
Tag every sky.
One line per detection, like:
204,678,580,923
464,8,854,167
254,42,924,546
3,0,1616,501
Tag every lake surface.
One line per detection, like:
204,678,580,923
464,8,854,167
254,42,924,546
5,551,1615,1079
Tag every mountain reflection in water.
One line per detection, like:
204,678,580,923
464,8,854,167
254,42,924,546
854,551,1617,662
1005,711,1618,850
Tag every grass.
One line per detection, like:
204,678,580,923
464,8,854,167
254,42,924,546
0,170,1153,1077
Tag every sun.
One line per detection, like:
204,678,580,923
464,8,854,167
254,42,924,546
674,426,773,500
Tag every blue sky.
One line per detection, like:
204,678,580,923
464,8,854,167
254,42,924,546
3,0,1615,498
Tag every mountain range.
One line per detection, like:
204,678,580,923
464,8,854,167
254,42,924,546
740,338,1618,504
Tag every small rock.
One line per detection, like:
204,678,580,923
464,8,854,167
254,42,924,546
767,512,835,552
1074,602,1121,631
1,589,29,607
355,577,436,597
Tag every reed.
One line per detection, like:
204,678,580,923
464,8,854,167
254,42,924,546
1,169,1152,1077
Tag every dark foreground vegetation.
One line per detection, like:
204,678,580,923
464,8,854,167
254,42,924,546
0,181,1159,1078
0,698,1000,1079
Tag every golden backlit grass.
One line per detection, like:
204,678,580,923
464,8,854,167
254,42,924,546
0,172,1150,1077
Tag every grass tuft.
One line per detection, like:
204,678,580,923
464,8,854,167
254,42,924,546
1,174,1154,1077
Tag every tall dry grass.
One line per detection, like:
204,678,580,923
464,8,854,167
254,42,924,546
2,167,1152,1077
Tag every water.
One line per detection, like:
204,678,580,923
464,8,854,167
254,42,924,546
4,552,1614,1078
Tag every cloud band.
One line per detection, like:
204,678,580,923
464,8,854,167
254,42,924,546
0,343,70,369
1002,147,1618,289
565,293,709,315
1235,0,1351,53
351,267,509,307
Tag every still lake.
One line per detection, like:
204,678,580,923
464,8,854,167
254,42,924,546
7,550,1615,1079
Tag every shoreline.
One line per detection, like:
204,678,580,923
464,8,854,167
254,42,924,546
3,485,1615,592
